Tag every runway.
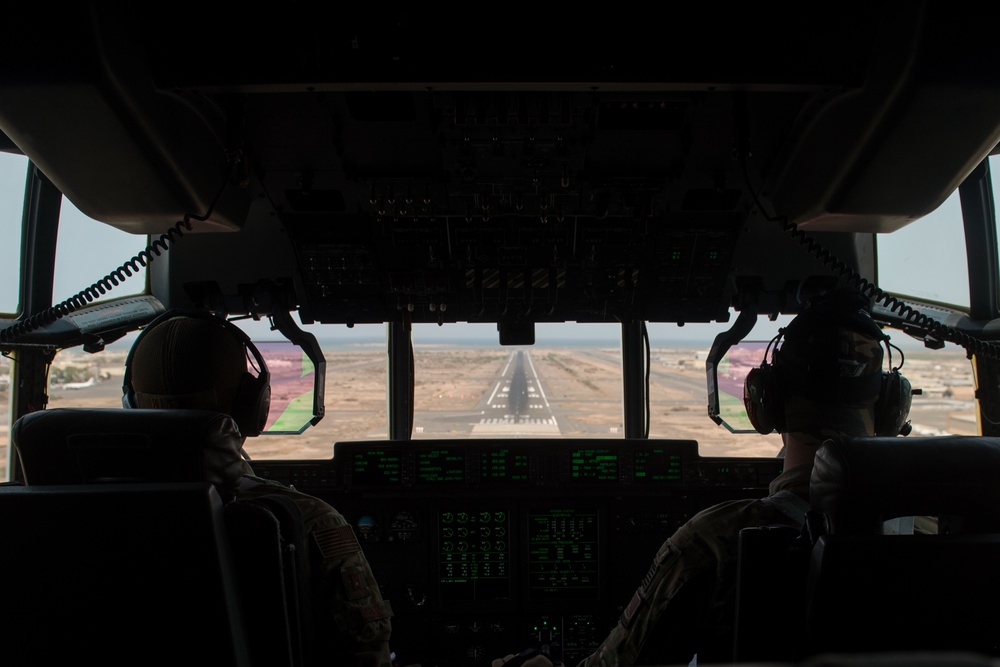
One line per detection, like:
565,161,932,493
472,350,560,436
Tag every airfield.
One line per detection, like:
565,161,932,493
0,344,977,479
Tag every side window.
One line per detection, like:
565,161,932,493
0,153,28,481
890,338,976,437
0,152,26,315
53,198,148,308
876,190,969,308
873,160,990,438
875,157,1000,311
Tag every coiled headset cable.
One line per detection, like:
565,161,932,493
737,153,1000,362
0,174,230,345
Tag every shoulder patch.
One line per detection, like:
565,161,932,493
313,524,361,560
341,564,374,600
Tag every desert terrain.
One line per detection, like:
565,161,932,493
0,344,977,479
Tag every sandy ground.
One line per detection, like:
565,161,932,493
0,346,977,477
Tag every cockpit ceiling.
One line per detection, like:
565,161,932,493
1,3,1000,328
1,4,998,234
1,5,998,235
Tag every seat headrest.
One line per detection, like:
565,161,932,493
12,408,245,502
811,435,1000,535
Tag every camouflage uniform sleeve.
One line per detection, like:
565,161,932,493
579,497,792,667
580,529,715,666
302,497,394,667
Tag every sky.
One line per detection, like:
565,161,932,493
0,150,986,351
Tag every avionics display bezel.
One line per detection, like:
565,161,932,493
343,446,404,487
566,447,619,483
477,445,531,485
628,443,687,484
414,446,467,485
523,506,602,603
435,505,513,607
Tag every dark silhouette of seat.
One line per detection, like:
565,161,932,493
12,407,245,497
225,491,311,667
735,435,1000,663
734,522,811,662
0,482,250,666
5,407,307,667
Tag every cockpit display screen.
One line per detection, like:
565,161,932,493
438,509,511,601
347,448,403,486
569,448,618,482
479,447,530,484
527,508,600,601
416,448,466,484
632,447,683,483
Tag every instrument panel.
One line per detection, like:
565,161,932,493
251,439,783,666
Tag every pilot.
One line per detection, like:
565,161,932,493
494,287,912,667
123,311,395,667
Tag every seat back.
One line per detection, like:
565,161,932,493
734,435,1000,662
225,493,310,667
6,407,305,666
807,531,1000,655
810,435,1000,536
805,435,1000,657
733,524,810,663
0,482,251,666
12,407,245,500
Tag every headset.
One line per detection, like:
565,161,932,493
743,292,913,437
122,309,271,437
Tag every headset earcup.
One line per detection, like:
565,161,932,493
875,370,913,436
744,363,781,435
232,372,271,437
